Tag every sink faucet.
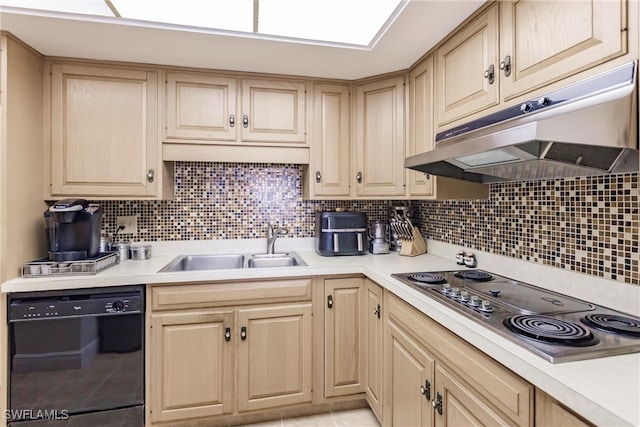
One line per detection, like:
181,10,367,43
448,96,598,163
266,222,288,254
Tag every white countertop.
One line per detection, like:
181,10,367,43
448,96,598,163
3,238,639,426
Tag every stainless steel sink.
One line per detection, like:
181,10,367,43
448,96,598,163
246,252,307,268
159,254,245,272
158,252,306,272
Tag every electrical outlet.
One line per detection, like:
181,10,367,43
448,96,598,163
116,215,138,235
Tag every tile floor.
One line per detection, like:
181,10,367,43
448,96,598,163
244,408,380,427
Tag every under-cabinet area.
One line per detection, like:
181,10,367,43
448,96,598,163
144,276,594,427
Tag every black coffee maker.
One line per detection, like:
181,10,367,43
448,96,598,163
44,199,103,261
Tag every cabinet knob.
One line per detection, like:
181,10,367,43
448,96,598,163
424,173,431,180
432,392,443,415
373,304,381,319
484,64,495,85
500,55,512,77
224,327,231,342
315,170,322,183
240,326,247,340
243,115,249,128
356,171,362,183
229,114,235,127
327,294,333,309
420,379,431,400
146,169,155,183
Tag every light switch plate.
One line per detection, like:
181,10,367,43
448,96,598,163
116,215,138,235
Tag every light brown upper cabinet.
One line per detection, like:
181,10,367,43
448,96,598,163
435,0,634,130
408,56,489,200
240,79,306,143
165,72,237,141
163,71,309,164
500,0,628,100
435,3,499,127
306,83,351,198
355,76,406,197
47,61,172,199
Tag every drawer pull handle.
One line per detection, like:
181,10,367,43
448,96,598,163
224,327,231,342
240,326,247,340
327,294,333,309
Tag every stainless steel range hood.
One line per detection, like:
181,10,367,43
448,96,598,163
405,62,639,183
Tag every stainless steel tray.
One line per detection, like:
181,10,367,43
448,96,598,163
22,252,120,277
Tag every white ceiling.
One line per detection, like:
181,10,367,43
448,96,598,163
0,0,485,80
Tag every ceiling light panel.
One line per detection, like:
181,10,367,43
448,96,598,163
110,0,253,32
0,0,114,15
258,0,402,45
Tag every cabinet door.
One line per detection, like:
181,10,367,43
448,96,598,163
435,3,499,127
150,310,234,423
49,63,159,197
408,56,435,197
364,280,383,420
165,72,237,141
309,83,351,197
535,389,592,427
384,318,435,427
500,0,627,100
237,303,313,412
355,76,406,197
434,364,514,427
241,79,306,143
324,278,365,397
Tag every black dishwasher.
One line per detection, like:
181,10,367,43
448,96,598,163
7,286,144,426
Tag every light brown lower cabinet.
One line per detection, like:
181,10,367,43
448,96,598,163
150,310,235,423
383,291,534,426
323,277,366,397
385,317,435,426
535,389,593,427
237,303,313,412
148,279,591,427
148,280,313,425
364,280,384,421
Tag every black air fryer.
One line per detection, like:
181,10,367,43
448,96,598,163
44,199,103,261
315,211,368,256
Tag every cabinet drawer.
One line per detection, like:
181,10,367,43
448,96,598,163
386,292,533,427
151,278,313,310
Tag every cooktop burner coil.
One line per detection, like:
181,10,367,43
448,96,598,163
408,272,446,285
504,315,599,347
581,314,640,337
455,270,493,281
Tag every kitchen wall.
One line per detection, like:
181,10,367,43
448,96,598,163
99,162,639,286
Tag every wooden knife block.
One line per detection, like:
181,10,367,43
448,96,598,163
399,228,427,256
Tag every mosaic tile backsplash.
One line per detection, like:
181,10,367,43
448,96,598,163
412,173,639,285
99,162,391,241
98,162,639,285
